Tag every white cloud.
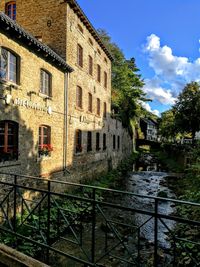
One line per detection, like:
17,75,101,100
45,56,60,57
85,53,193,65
139,101,160,117
143,34,200,106
143,78,176,105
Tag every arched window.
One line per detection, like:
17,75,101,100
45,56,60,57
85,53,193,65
104,71,107,88
97,64,101,83
0,47,19,84
77,44,83,67
88,93,92,112
0,120,18,162
38,125,52,156
103,102,107,118
97,98,100,116
5,1,16,20
88,55,93,76
76,86,82,108
40,69,52,96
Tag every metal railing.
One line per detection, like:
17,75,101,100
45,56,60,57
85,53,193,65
0,171,199,266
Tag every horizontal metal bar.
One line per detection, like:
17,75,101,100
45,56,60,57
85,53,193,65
109,253,136,265
1,171,200,207
175,237,200,246
107,219,138,229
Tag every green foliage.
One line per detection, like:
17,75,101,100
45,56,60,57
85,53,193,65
153,146,184,172
0,156,137,258
98,29,147,131
174,81,200,140
158,109,176,140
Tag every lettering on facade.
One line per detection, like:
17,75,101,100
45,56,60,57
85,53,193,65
14,98,52,114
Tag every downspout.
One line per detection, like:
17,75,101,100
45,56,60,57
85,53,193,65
63,72,70,174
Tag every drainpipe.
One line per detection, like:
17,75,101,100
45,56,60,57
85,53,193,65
63,72,70,174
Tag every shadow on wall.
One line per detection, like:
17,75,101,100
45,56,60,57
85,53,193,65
58,111,133,184
0,92,41,176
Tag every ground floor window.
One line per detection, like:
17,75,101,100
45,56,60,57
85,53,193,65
96,132,100,151
75,129,82,153
38,125,52,156
0,120,18,162
87,131,92,152
103,133,106,150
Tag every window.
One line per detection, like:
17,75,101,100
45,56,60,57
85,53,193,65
104,57,108,64
97,64,101,83
75,129,82,153
88,93,92,112
77,44,83,67
103,133,106,150
0,47,19,84
87,131,92,152
97,48,101,55
0,121,18,162
113,135,116,150
5,1,16,20
97,98,100,116
78,24,83,34
96,132,100,151
118,136,120,150
76,86,82,109
89,38,93,46
88,55,93,76
104,71,107,88
38,125,52,156
40,69,52,96
103,102,107,118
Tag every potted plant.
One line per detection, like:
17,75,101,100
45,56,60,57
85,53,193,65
39,144,53,157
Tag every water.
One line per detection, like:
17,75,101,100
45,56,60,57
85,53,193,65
125,171,176,249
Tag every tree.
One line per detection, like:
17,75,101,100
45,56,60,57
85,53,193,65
174,81,200,141
158,109,176,141
97,29,147,132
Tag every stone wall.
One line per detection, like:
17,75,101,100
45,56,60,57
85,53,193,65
0,30,66,177
0,0,133,182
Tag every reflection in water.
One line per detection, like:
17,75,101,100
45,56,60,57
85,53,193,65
126,171,176,249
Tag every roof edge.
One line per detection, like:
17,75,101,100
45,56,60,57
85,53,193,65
0,12,74,73
65,0,113,61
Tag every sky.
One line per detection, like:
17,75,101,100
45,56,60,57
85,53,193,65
77,0,200,116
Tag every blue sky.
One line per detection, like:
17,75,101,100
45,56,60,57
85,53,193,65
77,0,200,115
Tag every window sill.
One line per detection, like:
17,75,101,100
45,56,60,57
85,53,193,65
86,111,93,115
0,160,21,168
38,92,52,100
75,106,84,112
0,79,21,90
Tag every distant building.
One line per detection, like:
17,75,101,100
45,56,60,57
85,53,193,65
140,118,158,142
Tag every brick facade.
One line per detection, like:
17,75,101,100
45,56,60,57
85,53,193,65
0,0,133,181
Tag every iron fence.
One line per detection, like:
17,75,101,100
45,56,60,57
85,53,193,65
0,171,199,266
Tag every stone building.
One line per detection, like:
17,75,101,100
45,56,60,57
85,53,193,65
0,12,73,176
0,0,133,180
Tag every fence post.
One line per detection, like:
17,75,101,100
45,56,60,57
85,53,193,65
46,180,51,264
13,175,17,233
91,188,96,263
154,198,158,267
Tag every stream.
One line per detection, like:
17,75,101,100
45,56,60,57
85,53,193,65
125,171,176,250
